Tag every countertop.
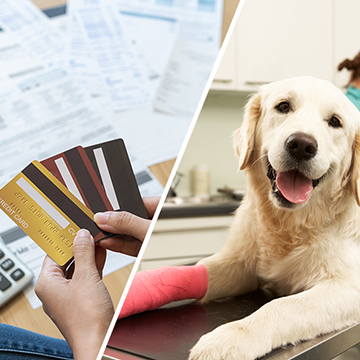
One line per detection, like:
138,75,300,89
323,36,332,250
160,195,242,218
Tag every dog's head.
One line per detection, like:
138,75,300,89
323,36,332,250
233,76,360,210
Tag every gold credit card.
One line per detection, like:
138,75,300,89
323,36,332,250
0,161,105,265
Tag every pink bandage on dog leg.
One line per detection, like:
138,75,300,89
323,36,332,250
119,264,208,319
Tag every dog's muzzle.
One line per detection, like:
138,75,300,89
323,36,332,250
266,162,322,207
265,133,324,207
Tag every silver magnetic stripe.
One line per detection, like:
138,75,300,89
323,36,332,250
93,147,120,210
54,157,85,205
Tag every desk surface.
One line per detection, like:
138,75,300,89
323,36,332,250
0,159,175,339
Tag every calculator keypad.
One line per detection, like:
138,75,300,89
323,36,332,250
0,243,33,307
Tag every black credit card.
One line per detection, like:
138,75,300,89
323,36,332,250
85,139,148,218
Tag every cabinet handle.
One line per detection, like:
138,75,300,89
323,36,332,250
245,81,270,85
213,79,233,83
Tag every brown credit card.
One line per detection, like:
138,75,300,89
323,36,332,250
85,139,148,218
0,161,106,265
41,146,113,214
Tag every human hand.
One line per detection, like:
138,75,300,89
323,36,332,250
94,196,160,256
35,229,114,360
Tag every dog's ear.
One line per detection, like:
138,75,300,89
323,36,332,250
232,92,262,170
352,133,360,206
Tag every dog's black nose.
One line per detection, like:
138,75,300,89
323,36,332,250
285,133,317,161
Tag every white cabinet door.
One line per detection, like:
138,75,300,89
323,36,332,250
236,0,333,90
141,216,233,268
333,0,360,90
212,29,238,90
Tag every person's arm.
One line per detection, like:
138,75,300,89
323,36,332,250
35,230,114,360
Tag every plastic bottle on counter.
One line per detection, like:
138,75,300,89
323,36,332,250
192,164,210,199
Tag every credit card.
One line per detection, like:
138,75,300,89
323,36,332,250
85,139,148,218
0,161,105,265
41,146,113,214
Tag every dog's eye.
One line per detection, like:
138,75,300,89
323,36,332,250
275,101,291,114
328,116,342,128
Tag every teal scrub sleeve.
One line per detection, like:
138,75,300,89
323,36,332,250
346,86,360,111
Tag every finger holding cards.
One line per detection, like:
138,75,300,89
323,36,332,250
94,211,149,256
97,233,143,257
142,196,161,218
94,197,160,256
65,238,106,280
35,229,114,360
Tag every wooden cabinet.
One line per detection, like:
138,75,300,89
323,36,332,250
212,0,360,91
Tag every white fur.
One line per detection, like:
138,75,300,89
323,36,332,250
189,77,360,360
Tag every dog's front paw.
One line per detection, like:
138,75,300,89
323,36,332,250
189,321,271,360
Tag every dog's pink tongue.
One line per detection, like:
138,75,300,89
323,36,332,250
276,171,313,204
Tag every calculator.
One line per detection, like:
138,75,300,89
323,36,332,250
0,242,33,308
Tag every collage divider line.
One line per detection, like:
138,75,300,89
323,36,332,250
96,0,248,358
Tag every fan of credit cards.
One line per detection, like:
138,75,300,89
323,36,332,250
0,139,147,266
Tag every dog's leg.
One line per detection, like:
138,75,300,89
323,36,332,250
189,279,360,360
198,204,259,302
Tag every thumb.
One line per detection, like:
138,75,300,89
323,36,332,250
72,229,98,279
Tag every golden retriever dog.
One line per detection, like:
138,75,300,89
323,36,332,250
189,76,360,360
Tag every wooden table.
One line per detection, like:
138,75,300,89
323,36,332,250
0,159,175,339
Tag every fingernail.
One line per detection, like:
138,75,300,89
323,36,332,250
74,229,94,245
94,212,109,225
76,229,91,238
